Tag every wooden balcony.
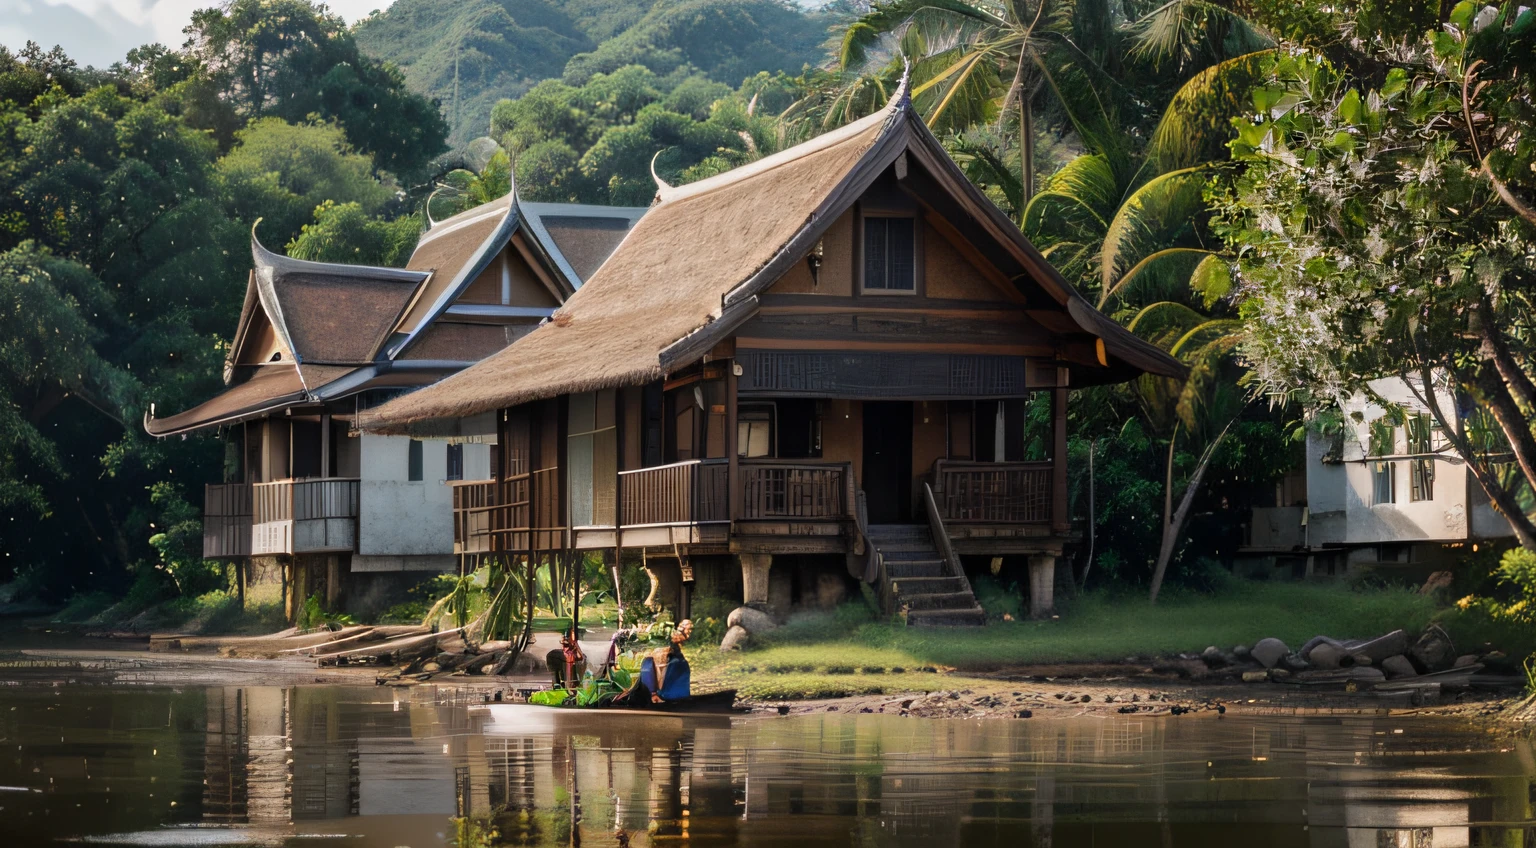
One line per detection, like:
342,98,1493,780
203,483,252,559
933,460,1052,524
450,468,565,557
739,461,855,520
251,478,359,556
619,459,728,527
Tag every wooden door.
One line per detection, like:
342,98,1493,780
862,401,912,524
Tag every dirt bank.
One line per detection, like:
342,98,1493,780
0,643,1516,723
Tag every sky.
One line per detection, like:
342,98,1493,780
0,0,396,67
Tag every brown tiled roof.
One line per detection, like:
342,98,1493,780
273,273,419,364
394,194,515,337
250,233,428,366
398,322,514,362
144,364,354,436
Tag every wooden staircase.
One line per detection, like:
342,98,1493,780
866,523,985,626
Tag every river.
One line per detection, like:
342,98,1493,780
0,683,1531,846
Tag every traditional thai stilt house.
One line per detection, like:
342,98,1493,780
144,192,646,619
362,88,1182,625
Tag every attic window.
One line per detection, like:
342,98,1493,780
270,352,282,362
862,217,916,293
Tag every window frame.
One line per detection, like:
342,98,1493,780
445,443,464,482
858,210,921,296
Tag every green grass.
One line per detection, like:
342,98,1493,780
693,580,1443,699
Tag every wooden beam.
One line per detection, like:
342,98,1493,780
735,337,1053,356
1051,386,1069,535
727,358,739,525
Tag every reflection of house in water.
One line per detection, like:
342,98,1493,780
201,686,291,826
188,691,1534,847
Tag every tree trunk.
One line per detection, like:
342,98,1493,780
1410,360,1536,549
1020,95,1035,219
1478,299,1536,409
1149,425,1232,604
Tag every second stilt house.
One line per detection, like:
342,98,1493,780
362,89,1183,625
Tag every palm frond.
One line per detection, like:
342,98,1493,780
1099,164,1212,295
1128,0,1273,71
1146,49,1279,172
1098,246,1212,310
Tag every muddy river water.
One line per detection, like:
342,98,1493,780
0,683,1532,846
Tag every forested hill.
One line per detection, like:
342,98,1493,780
353,0,838,144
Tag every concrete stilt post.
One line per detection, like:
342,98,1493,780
739,553,772,607
1028,554,1056,619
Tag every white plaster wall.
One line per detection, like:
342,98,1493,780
358,434,453,556
1303,377,1472,546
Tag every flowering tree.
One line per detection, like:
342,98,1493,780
1216,3,1536,546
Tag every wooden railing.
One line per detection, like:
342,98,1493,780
618,459,728,527
924,482,975,597
251,478,358,555
739,461,854,520
933,460,1052,523
203,483,252,559
450,467,569,556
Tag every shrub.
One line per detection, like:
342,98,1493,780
971,576,1023,621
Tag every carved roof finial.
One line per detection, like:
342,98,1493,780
651,150,675,202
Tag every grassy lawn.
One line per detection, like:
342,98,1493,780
692,580,1443,700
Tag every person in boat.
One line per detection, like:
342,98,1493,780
546,626,585,691
636,619,693,703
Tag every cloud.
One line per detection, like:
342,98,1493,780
0,0,397,68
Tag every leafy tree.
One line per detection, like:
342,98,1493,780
287,200,421,267
186,0,448,176
0,244,132,515
1216,3,1536,547
217,118,396,249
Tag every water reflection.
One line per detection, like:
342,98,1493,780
0,684,1532,846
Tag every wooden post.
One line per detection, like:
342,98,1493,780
613,389,625,621
1051,385,1069,535
727,360,739,524
320,413,331,477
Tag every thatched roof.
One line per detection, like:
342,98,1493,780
362,105,898,431
362,91,1185,434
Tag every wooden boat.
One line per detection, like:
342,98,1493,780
515,688,744,717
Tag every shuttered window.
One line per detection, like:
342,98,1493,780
407,439,424,482
863,217,915,291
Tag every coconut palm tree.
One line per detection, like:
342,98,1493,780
798,0,1270,215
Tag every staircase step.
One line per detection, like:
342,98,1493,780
895,591,981,611
890,576,967,595
905,606,988,626
884,560,947,579
873,542,938,554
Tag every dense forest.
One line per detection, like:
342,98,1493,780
2,0,1534,630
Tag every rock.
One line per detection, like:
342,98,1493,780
1409,626,1456,672
1251,638,1289,669
1201,646,1228,668
1350,630,1409,663
1453,654,1480,668
1281,653,1311,672
1309,643,1345,670
1241,670,1269,683
727,606,778,634
1295,667,1385,683
1232,645,1251,659
1380,655,1417,679
1418,571,1454,596
1299,635,1345,660
719,625,750,652
1267,668,1292,681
